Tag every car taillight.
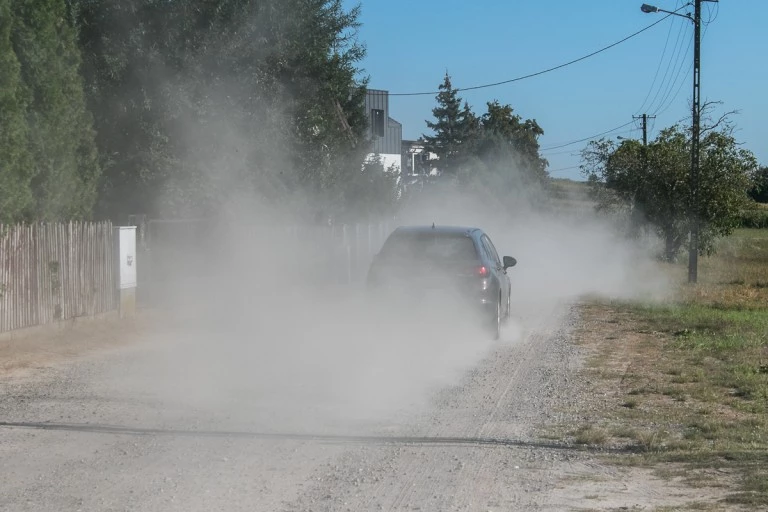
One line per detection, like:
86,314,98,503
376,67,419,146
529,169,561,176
477,265,489,278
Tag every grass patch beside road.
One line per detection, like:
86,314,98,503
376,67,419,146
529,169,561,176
560,229,768,507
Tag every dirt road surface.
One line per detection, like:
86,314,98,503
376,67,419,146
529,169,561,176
1,304,710,511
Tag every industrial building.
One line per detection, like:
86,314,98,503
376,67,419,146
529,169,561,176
363,89,402,173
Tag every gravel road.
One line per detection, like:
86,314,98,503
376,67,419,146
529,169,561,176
0,300,702,511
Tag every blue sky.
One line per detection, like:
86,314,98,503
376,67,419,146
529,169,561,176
343,0,766,181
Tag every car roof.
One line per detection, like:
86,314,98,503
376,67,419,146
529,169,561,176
391,225,481,237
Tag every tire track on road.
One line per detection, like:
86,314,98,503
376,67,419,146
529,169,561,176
0,421,602,450
364,310,576,511
449,326,557,510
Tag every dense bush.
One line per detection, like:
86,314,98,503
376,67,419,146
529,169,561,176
738,205,768,229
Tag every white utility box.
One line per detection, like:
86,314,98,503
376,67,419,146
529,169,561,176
114,226,137,316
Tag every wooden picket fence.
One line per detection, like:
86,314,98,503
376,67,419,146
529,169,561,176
0,222,117,334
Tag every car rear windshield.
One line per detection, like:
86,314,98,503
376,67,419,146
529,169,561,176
379,232,478,262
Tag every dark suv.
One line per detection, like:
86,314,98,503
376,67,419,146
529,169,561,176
366,225,516,339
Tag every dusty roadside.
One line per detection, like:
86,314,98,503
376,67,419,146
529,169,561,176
0,314,161,379
279,304,732,512
0,303,737,511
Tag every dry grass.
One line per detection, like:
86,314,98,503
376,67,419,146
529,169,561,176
679,229,768,308
556,228,768,508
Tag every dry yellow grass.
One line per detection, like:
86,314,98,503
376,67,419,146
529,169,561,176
556,228,768,508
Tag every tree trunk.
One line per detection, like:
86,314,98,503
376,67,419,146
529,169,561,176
664,231,679,262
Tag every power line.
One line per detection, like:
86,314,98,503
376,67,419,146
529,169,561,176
539,147,581,156
540,127,635,155
651,19,693,114
547,165,582,174
540,121,635,152
703,0,719,25
634,2,680,114
634,114,656,145
646,15,691,113
652,39,692,116
653,1,717,118
652,5,713,118
388,10,685,97
636,1,690,114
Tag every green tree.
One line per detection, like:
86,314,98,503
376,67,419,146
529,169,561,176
71,0,372,219
474,100,547,184
279,0,371,202
748,166,768,203
0,0,33,223
423,73,478,176
582,123,757,261
11,0,100,220
70,0,203,218
342,155,399,220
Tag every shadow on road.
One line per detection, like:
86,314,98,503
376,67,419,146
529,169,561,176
0,420,634,453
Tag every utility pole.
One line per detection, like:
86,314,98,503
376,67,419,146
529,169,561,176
632,114,655,236
640,0,717,283
633,113,656,146
688,0,703,284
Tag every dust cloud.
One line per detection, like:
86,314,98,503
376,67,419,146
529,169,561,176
101,16,667,435
113,177,668,435
397,183,669,319
119,218,502,433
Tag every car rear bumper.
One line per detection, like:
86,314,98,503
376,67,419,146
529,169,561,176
367,281,498,318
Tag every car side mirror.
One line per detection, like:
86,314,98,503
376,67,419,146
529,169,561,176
503,256,517,269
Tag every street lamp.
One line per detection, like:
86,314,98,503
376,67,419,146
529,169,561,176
641,3,693,20
641,0,716,284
